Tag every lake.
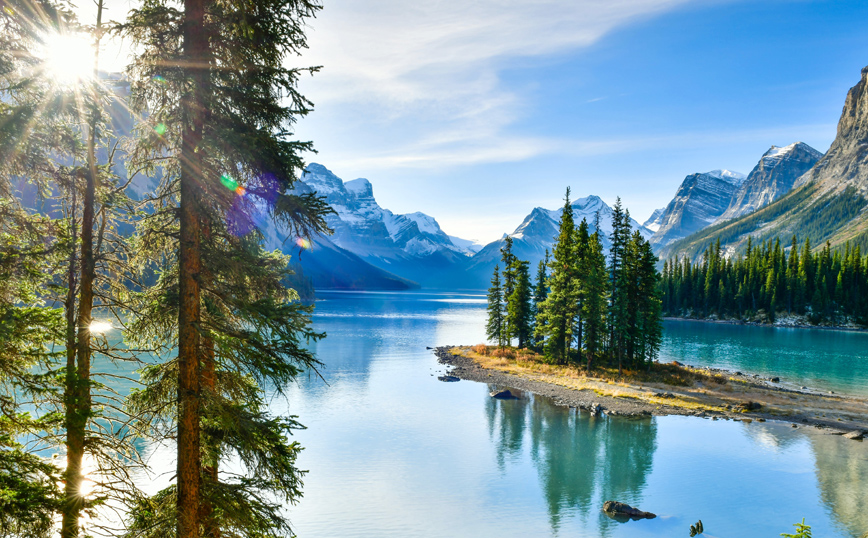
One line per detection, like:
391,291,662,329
272,290,868,538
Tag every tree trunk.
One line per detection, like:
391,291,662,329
61,183,80,538
62,9,103,533
177,0,208,535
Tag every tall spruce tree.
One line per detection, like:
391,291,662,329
1,2,142,535
506,260,533,348
581,229,608,372
531,250,549,348
500,236,517,344
536,189,576,364
608,198,632,374
121,1,330,536
487,265,506,348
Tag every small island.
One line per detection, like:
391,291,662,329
437,344,868,435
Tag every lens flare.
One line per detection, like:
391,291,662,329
152,75,167,85
154,123,167,135
295,237,311,249
220,174,238,191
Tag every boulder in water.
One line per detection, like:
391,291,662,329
602,500,656,519
490,389,517,400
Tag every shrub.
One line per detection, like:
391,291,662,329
492,348,517,360
472,344,489,355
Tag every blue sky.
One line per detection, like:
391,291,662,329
288,0,868,244
84,0,868,245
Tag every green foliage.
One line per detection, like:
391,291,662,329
661,235,868,326
486,265,506,347
780,518,812,538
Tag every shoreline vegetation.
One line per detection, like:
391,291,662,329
436,345,868,434
663,315,868,332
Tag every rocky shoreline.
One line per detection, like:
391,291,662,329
663,316,867,333
435,346,868,437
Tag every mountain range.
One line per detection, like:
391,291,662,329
656,66,868,262
286,165,651,290
71,67,868,292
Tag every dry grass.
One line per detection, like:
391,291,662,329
452,345,868,426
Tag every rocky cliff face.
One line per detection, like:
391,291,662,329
717,142,823,222
649,170,745,247
795,66,868,196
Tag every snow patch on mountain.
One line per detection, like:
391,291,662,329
706,169,746,184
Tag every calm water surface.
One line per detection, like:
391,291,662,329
277,291,868,538
660,319,868,396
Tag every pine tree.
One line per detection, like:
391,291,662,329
531,250,549,349
580,229,608,372
487,265,506,348
507,260,533,348
500,236,517,344
121,1,329,536
608,199,632,374
536,189,577,364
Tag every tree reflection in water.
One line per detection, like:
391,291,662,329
486,390,657,535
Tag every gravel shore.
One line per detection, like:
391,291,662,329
435,346,868,436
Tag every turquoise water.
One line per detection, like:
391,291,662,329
660,319,868,396
275,291,868,538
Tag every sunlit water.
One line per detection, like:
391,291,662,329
262,290,868,538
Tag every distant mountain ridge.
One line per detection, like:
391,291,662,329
657,65,868,262
648,170,746,248
458,195,652,289
296,164,477,287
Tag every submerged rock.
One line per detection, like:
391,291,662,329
843,430,865,440
602,500,656,520
438,375,460,382
490,389,517,400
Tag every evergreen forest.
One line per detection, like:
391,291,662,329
0,1,329,537
661,236,868,326
486,190,663,373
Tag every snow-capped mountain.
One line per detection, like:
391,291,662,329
643,207,666,233
298,164,477,285
716,142,823,222
460,195,653,288
649,170,746,248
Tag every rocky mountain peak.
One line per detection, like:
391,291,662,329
716,141,824,223
795,65,868,195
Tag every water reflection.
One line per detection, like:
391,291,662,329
810,434,868,537
487,393,657,535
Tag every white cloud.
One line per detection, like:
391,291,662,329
298,0,707,169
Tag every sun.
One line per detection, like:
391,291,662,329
39,32,94,85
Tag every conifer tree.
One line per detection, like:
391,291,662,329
487,265,506,348
507,260,533,348
580,229,608,372
608,199,632,374
536,189,576,364
500,236,517,343
531,251,549,348
121,1,330,536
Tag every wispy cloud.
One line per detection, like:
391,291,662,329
299,0,710,169
321,123,836,171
